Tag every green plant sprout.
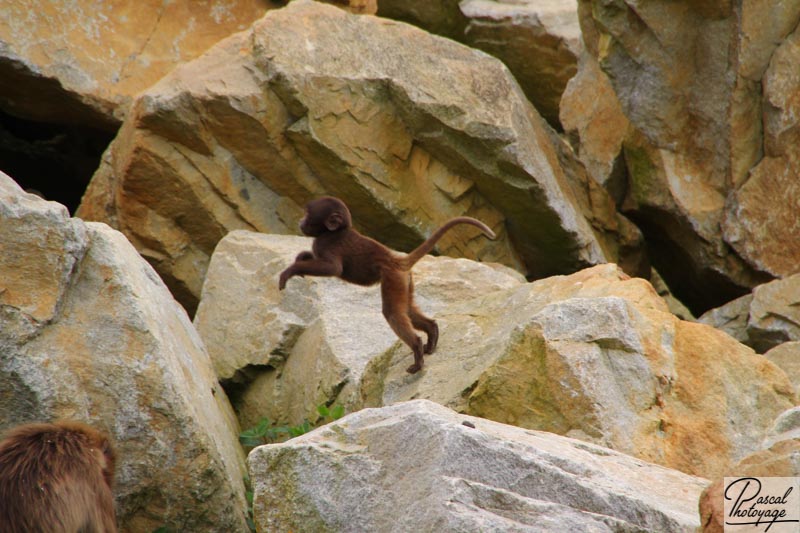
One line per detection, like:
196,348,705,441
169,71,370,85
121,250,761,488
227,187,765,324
239,403,346,450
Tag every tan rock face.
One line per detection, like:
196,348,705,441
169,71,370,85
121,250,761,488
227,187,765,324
0,176,87,333
370,263,793,479
0,172,248,532
79,0,642,313
560,50,629,201
579,0,800,313
723,25,800,276
0,0,276,125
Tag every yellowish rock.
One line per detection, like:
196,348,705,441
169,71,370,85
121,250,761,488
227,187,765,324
365,264,794,479
0,0,276,123
80,0,642,312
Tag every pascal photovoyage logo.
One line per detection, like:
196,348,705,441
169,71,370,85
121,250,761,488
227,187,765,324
724,477,800,532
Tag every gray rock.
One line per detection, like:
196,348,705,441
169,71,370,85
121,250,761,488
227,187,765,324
699,273,800,353
248,399,708,532
763,406,800,449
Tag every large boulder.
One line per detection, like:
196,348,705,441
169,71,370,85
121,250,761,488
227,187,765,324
0,172,248,532
78,0,643,314
378,0,582,128
249,400,709,532
579,0,800,313
196,232,794,479
363,263,794,479
0,0,277,126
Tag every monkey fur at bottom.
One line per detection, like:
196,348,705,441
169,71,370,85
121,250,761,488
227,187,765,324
279,196,496,374
0,420,117,533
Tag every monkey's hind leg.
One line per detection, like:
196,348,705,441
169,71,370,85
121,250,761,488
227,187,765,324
381,271,425,374
407,275,438,354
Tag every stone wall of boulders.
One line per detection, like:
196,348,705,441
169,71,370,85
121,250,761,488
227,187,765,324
2,1,799,531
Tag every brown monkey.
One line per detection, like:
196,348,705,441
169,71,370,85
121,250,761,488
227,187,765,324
279,196,496,373
0,420,117,533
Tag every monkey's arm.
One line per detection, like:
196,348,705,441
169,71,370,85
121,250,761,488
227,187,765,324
279,257,343,290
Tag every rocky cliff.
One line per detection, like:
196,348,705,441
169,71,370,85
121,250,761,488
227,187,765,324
1,1,799,531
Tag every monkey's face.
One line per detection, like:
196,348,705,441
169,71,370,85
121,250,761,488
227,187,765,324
300,197,352,236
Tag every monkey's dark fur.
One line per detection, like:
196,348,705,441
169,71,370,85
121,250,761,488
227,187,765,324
279,196,496,373
0,420,117,533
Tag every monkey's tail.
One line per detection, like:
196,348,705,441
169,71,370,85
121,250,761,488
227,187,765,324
399,217,496,270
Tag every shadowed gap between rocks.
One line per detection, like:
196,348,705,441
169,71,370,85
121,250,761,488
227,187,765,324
625,209,761,315
0,109,115,214
220,363,275,411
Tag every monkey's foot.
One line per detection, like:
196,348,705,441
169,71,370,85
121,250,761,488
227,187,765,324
406,363,422,374
424,324,439,354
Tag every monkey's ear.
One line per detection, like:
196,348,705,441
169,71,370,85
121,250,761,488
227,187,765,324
325,212,344,231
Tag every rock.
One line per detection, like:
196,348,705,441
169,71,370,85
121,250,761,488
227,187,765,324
198,232,792,479
650,268,694,321
376,0,467,39
249,400,708,532
378,0,582,128
193,230,524,429
579,0,800,314
362,263,794,478
763,407,800,449
459,0,582,127
559,50,629,202
699,274,800,353
764,343,800,397
698,438,800,533
620,129,766,315
319,0,377,14
0,172,248,532
721,16,800,279
696,294,753,346
0,174,88,343
0,0,278,126
79,0,642,313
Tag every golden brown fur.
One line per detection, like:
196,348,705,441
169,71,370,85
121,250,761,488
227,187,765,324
0,420,117,533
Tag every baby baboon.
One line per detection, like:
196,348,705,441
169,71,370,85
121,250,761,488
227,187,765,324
279,196,496,373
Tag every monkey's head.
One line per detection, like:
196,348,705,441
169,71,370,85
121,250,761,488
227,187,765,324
299,196,352,236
